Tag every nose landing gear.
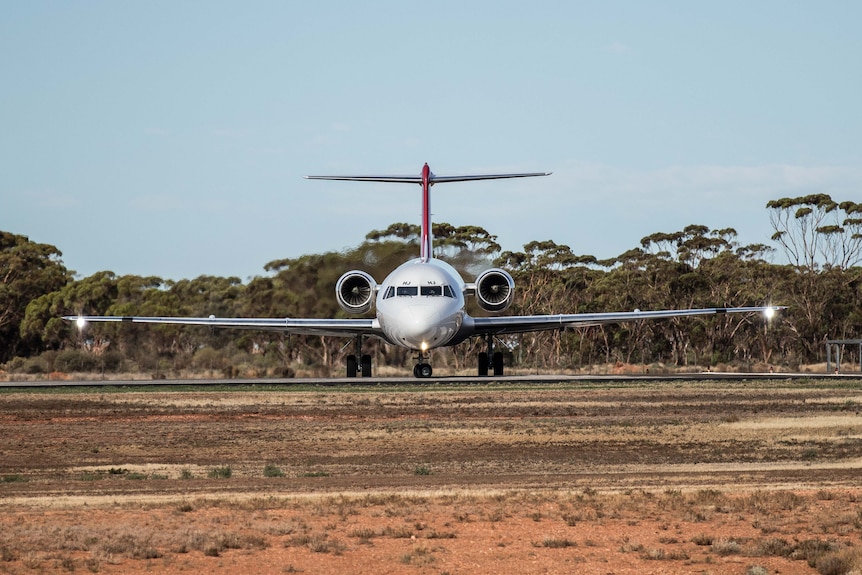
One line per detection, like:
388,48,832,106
413,351,433,378
413,363,433,378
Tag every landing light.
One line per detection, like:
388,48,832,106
76,316,87,330
421,342,429,352
764,307,776,320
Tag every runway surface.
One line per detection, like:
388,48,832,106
1,371,859,388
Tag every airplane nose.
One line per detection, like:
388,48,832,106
389,303,460,349
402,305,438,341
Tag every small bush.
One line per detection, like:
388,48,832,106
21,356,47,374
208,466,232,479
538,538,577,549
263,464,284,478
691,533,713,546
712,538,742,556
1,474,27,483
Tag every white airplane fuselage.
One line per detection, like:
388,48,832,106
375,258,468,351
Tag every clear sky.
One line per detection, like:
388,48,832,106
3,1,861,281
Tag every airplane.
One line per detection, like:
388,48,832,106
66,163,783,378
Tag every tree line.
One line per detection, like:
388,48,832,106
2,194,861,376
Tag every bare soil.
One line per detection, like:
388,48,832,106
1,379,862,574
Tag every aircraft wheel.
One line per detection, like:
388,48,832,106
360,354,372,377
478,352,489,376
492,352,504,376
414,364,433,378
346,355,357,378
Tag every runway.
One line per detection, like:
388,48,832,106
1,371,859,388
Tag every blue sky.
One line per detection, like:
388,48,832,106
3,1,861,281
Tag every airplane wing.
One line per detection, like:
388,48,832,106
471,306,783,336
64,315,382,338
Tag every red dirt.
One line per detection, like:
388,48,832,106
1,380,861,573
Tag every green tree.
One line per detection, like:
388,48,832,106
767,195,862,270
20,270,120,352
0,232,71,362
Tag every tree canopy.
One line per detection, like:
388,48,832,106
3,195,862,375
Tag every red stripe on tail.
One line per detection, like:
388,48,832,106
420,163,432,262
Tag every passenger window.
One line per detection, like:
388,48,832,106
396,286,418,296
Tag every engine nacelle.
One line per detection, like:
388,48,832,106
474,268,515,313
335,270,377,314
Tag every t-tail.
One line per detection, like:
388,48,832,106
305,164,551,261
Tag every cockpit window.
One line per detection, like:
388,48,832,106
388,284,455,298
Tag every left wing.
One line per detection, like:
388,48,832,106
64,315,382,338
472,306,783,336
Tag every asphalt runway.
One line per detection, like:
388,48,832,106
1,371,859,388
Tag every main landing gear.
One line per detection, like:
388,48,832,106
345,336,372,377
478,334,504,376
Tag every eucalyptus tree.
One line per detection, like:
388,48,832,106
20,270,120,354
767,195,862,271
497,240,601,370
0,232,71,362
767,195,862,358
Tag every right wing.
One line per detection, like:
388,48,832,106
64,315,382,338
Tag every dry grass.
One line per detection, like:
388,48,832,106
1,490,860,573
3,381,862,573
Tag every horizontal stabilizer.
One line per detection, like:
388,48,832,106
304,171,551,184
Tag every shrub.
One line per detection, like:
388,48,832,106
263,464,284,477
208,466,232,479
54,349,98,372
21,356,47,374
192,347,225,370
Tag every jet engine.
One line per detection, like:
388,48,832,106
335,271,377,314
474,268,515,313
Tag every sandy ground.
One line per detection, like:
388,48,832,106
1,379,861,574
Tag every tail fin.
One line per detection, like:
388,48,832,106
305,164,551,262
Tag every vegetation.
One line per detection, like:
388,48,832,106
0,490,860,573
2,194,861,375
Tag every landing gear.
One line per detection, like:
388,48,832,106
345,336,372,377
413,363,433,378
478,335,504,376
413,351,433,378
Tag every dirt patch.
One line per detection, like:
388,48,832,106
2,380,862,573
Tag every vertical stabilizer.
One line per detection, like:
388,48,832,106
420,163,432,262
